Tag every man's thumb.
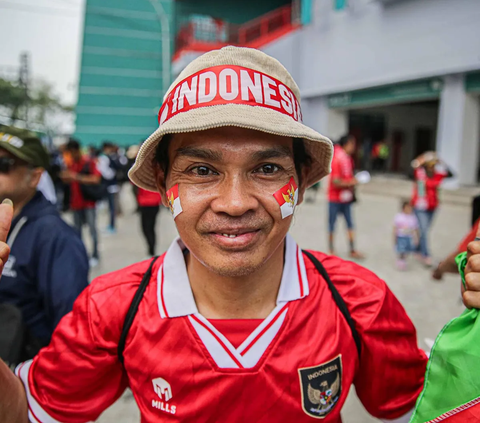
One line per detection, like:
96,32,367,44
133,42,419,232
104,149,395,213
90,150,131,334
0,199,14,244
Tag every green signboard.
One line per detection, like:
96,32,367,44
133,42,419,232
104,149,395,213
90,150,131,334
328,78,443,109
466,71,480,93
74,0,174,147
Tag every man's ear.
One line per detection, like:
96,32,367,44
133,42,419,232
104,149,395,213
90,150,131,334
154,164,169,208
296,166,310,206
29,168,44,189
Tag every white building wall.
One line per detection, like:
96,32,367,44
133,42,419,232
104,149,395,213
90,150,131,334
437,75,480,187
263,0,480,97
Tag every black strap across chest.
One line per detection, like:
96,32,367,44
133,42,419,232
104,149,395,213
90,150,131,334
117,251,362,364
117,256,159,365
302,250,362,359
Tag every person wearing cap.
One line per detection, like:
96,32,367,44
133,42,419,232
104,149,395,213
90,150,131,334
0,133,89,362
411,151,453,266
2,46,480,423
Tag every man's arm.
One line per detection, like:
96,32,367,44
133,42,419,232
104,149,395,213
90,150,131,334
75,173,101,185
433,219,480,280
0,358,28,423
36,221,89,330
432,251,459,280
332,178,357,188
0,202,26,421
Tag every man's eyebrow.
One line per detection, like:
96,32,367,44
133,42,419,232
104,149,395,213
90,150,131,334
175,147,222,161
251,146,293,162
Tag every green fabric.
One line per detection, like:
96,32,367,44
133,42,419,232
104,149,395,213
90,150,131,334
410,252,480,422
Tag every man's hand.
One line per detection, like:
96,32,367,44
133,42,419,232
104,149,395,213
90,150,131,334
60,170,76,183
0,199,13,277
463,224,480,308
432,264,444,281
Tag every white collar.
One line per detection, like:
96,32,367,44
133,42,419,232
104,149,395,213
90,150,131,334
157,233,309,319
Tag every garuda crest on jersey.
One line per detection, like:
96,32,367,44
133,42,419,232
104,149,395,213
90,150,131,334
298,355,342,418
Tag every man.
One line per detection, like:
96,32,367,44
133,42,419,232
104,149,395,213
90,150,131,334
432,216,480,280
97,141,119,234
2,46,480,423
62,139,102,267
328,134,363,258
0,133,89,361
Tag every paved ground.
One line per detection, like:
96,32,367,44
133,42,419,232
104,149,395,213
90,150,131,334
74,182,470,423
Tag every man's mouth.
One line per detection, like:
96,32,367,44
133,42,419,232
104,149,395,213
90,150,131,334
207,228,262,247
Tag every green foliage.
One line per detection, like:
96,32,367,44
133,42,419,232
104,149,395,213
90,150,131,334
0,77,73,132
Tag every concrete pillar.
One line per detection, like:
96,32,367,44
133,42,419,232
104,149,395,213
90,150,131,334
302,96,348,142
436,74,480,188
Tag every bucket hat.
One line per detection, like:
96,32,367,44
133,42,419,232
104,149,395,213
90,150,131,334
129,46,333,190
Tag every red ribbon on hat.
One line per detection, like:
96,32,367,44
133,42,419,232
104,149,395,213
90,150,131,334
158,65,302,126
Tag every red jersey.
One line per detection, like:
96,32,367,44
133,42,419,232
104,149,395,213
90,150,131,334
328,145,355,203
68,157,101,210
411,166,448,211
16,235,427,423
457,217,480,254
137,187,162,207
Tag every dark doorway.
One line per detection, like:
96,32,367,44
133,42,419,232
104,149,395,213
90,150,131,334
414,127,434,158
349,112,386,171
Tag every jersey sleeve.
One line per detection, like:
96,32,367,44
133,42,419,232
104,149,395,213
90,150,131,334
457,218,480,254
322,256,428,420
15,282,130,423
330,156,342,181
353,285,427,419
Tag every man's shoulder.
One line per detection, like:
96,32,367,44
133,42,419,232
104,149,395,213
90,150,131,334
30,213,81,242
89,255,165,298
304,251,385,288
303,250,387,325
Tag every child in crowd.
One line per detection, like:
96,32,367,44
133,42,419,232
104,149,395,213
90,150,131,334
394,200,419,270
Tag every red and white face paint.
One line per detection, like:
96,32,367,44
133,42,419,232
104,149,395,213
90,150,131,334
158,65,302,126
273,177,298,219
166,184,183,219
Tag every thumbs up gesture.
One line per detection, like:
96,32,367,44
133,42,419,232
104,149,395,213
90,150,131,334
463,225,480,308
0,199,13,278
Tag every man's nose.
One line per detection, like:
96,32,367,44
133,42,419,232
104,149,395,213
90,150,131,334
210,174,259,216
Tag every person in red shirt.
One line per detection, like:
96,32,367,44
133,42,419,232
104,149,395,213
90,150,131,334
61,139,102,267
432,216,480,280
3,46,480,423
410,152,453,266
137,187,162,257
328,134,363,258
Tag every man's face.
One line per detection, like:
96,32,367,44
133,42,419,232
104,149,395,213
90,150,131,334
0,149,39,205
344,137,356,156
156,127,306,278
70,148,81,161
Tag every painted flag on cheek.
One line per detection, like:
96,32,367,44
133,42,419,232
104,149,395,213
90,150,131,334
273,177,298,219
166,184,183,219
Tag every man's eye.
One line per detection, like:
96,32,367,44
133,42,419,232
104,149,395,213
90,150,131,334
256,164,280,174
192,166,216,176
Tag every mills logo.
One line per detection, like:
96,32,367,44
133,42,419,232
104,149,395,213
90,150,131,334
151,377,177,415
